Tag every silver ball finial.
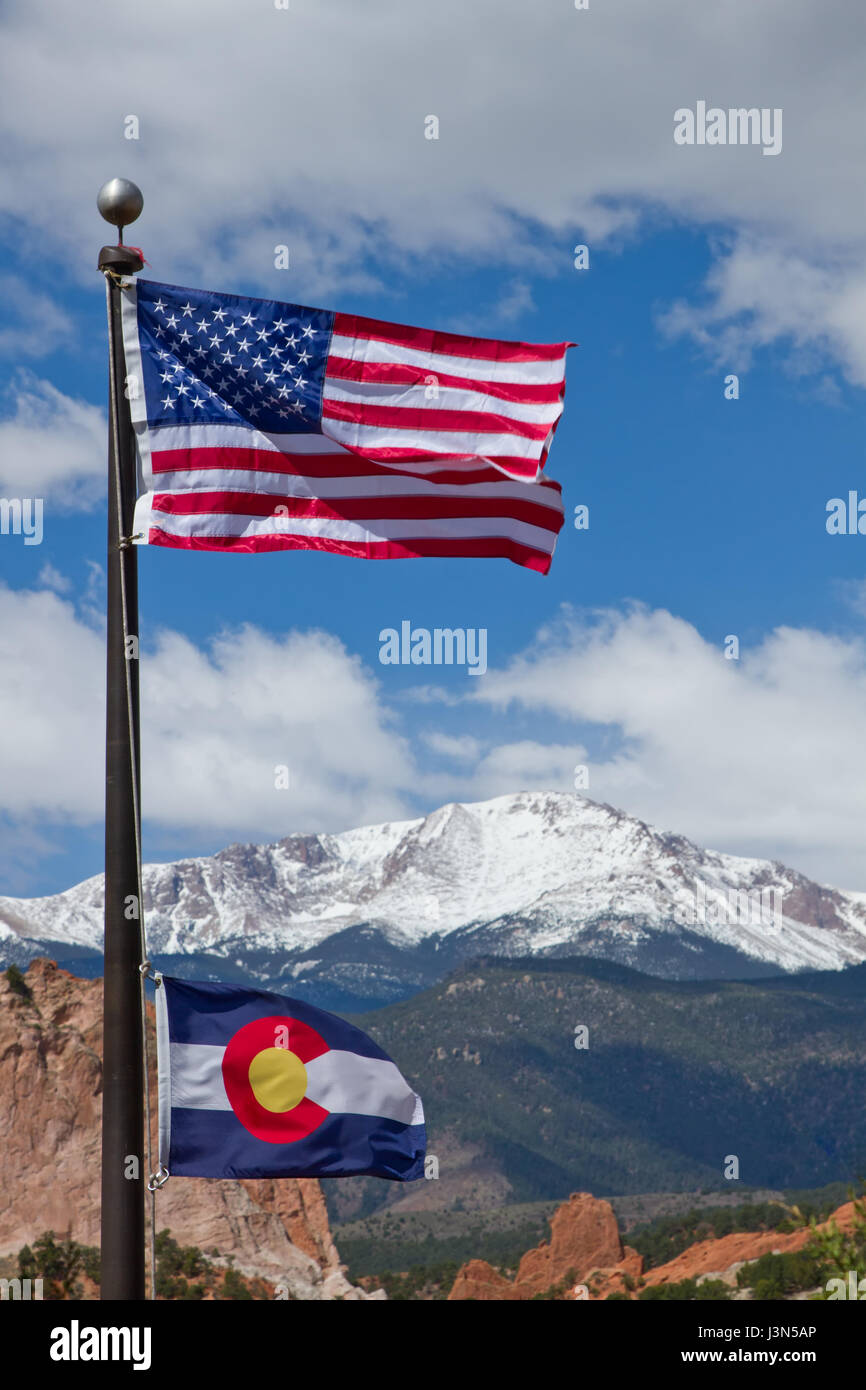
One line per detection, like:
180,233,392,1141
97,178,143,231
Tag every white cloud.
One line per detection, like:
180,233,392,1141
2,1,866,377
421,732,481,762
0,583,417,840
470,604,866,889
36,563,71,594
4,579,866,889
0,375,105,506
0,278,74,359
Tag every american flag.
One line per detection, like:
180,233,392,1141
123,279,572,573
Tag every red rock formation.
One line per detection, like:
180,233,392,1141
643,1202,858,1291
448,1259,523,1301
448,1191,641,1300
515,1191,625,1294
448,1187,861,1301
0,959,376,1298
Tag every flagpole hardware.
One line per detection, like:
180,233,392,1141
139,960,155,981
146,1166,170,1192
98,179,144,280
98,246,144,279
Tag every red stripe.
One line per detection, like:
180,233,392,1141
149,446,559,489
150,490,564,533
329,444,541,478
145,527,556,573
321,398,552,442
333,311,574,364
324,356,565,404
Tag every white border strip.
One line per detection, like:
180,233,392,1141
154,975,172,1170
119,281,154,496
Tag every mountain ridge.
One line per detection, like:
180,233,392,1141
2,791,865,1009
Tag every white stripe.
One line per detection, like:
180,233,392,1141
322,379,562,426
305,1051,422,1125
149,423,352,455
321,417,543,461
170,1043,231,1110
168,1042,423,1125
146,466,563,513
328,333,567,386
140,506,557,550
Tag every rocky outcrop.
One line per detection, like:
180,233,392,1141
448,1259,522,1301
515,1191,625,1294
448,1189,860,1300
448,1191,641,1299
0,960,378,1299
641,1201,858,1292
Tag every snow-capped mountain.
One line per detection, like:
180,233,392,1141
3,792,866,1010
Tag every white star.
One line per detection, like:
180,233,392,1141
265,369,277,384
192,396,206,409
273,318,287,332
235,365,248,378
251,380,264,394
251,354,265,369
194,345,207,357
161,395,174,409
278,407,289,419
294,375,307,391
232,392,245,406
241,312,255,327
153,298,166,314
269,345,283,359
197,318,210,334
178,329,192,344
156,349,170,360
209,334,223,348
159,370,175,384
256,327,271,342
297,349,311,365
222,350,235,364
291,400,304,413
166,314,179,329
154,325,166,339
237,338,251,353
250,402,262,416
284,333,299,349
212,307,227,322
280,360,295,375
181,302,195,318
224,323,238,338
278,385,291,399
301,324,315,338
202,364,215,380
175,382,191,396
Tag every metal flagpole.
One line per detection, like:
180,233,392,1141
97,179,146,1300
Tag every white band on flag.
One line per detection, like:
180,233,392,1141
168,1041,424,1126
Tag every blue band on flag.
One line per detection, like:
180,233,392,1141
168,1106,426,1182
164,976,392,1061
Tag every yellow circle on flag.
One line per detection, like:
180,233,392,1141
248,1047,308,1113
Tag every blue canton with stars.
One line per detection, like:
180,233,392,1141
134,280,334,435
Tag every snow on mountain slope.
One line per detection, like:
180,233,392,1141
2,792,866,996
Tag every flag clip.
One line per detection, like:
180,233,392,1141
147,1165,170,1192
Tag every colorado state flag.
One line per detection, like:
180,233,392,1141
155,976,425,1181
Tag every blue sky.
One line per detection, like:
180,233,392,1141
2,0,866,896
